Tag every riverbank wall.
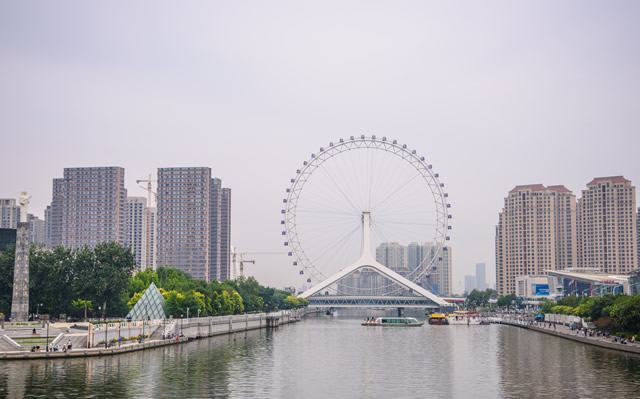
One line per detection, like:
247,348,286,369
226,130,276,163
0,308,320,361
497,319,640,355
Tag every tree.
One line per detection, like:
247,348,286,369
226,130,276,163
465,289,497,309
0,246,15,317
71,299,93,321
497,294,518,308
606,295,640,333
73,243,135,317
127,292,144,310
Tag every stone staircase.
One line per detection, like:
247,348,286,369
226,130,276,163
0,335,26,351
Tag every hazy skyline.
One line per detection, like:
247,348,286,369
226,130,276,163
1,1,639,293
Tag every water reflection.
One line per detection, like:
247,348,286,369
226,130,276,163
497,326,640,399
1,318,639,398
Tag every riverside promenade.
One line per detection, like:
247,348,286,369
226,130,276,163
496,316,640,355
0,309,315,360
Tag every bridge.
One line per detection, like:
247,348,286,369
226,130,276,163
300,212,454,311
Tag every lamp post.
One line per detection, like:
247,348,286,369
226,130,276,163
46,321,49,352
36,303,42,320
98,303,108,349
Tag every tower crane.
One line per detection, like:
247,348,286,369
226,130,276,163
230,247,284,279
136,174,157,207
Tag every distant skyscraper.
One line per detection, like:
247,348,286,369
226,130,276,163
45,178,64,248
27,214,45,246
45,167,127,249
577,176,637,274
0,198,20,228
495,184,576,295
377,241,451,296
407,242,424,272
428,245,452,296
210,178,222,280
376,242,408,274
126,197,147,269
637,207,640,269
475,263,487,290
464,275,476,293
144,206,157,270
156,167,231,282
220,187,232,281
157,167,212,281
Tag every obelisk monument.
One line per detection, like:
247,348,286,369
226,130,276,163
10,192,30,322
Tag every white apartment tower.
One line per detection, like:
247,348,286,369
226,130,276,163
126,197,147,269
577,176,637,274
144,206,157,270
495,184,576,295
376,242,408,275
0,199,20,228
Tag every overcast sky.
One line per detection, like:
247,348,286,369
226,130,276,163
1,1,639,293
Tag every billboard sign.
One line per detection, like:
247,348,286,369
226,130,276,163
533,284,550,296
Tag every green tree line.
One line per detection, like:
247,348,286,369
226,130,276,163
540,294,640,336
0,243,307,320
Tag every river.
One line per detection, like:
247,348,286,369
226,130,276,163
1,316,640,398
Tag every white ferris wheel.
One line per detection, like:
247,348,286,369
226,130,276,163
281,135,451,297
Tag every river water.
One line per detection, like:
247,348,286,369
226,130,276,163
1,316,640,398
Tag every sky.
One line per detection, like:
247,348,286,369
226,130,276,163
1,1,639,293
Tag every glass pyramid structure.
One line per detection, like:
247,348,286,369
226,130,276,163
126,282,167,321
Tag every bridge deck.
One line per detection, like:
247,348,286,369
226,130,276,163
308,296,445,308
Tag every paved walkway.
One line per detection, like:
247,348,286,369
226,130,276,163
497,317,640,355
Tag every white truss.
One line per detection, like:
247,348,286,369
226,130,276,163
299,212,449,307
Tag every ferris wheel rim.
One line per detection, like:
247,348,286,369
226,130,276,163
281,135,451,292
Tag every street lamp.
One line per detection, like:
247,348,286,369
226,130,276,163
36,303,43,319
98,304,108,349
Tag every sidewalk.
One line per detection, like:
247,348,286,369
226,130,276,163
496,317,640,355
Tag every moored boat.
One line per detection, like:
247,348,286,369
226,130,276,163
361,317,424,327
447,311,482,325
428,313,448,325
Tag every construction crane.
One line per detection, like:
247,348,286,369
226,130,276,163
136,174,157,207
230,247,284,278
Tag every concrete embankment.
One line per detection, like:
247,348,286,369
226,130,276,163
0,309,318,361
497,319,640,355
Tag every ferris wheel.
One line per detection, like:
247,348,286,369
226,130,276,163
281,135,451,295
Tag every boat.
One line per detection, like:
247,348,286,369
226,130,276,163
446,311,482,325
427,313,448,325
361,317,424,327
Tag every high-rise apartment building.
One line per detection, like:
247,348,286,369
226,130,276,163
376,242,408,275
157,167,212,281
464,275,476,293
209,178,222,280
475,263,487,290
637,207,640,269
577,176,637,274
27,214,46,246
126,197,147,269
47,167,127,249
428,245,452,296
219,187,232,281
0,199,20,228
144,206,157,270
495,184,576,295
45,178,64,248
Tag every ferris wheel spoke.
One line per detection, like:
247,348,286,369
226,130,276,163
319,163,362,214
370,173,423,213
308,224,361,267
